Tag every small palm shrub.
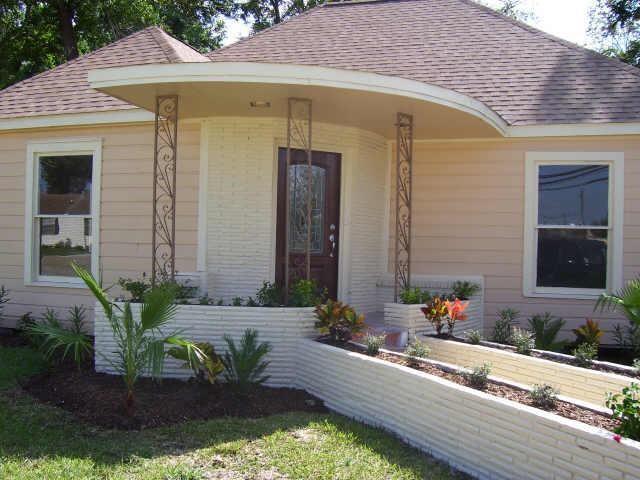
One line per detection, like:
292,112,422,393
27,305,92,368
421,295,448,336
573,319,603,347
404,340,430,364
530,384,559,409
364,334,385,355
465,329,483,345
607,383,640,440
314,299,365,343
289,279,327,307
493,308,519,344
256,281,284,307
232,297,243,306
572,342,598,368
510,327,534,355
451,281,480,301
399,287,430,305
222,329,272,393
528,313,566,352
168,341,224,383
462,362,491,390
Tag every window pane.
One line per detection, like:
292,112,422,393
39,217,91,277
538,165,609,226
39,155,92,215
536,229,607,289
289,164,326,253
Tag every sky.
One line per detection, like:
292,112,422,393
223,0,597,47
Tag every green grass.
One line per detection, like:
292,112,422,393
0,346,465,480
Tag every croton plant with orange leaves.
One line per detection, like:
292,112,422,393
421,295,469,337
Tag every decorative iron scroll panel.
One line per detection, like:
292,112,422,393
152,95,178,284
395,113,413,302
285,98,313,294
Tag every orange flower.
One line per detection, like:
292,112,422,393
444,298,469,322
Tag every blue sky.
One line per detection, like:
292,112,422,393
223,0,596,47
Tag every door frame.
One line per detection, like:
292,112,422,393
270,137,353,303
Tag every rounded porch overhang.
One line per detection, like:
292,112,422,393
88,62,507,139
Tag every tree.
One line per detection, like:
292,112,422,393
0,0,233,89
237,0,323,33
589,0,640,66
478,0,536,23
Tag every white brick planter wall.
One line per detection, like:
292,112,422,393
422,336,634,408
296,339,640,480
383,295,482,339
94,303,316,387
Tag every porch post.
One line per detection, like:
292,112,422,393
285,98,313,299
394,113,413,302
152,95,179,284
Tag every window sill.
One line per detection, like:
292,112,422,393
24,279,88,289
523,290,603,301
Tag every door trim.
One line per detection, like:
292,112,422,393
271,137,353,303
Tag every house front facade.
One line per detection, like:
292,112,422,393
1,0,639,341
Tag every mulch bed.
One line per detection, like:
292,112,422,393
330,340,619,433
22,363,326,430
0,331,29,348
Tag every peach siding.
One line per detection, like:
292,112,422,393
0,122,200,327
389,136,640,340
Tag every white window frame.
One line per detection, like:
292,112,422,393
523,152,624,299
24,138,102,288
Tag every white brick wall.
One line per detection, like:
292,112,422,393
297,340,640,480
204,117,387,311
422,336,634,408
94,303,316,387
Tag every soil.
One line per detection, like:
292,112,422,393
0,331,29,348
329,340,620,433
22,363,326,430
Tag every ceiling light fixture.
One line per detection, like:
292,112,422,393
250,100,271,108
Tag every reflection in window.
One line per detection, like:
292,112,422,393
35,155,93,278
289,164,325,253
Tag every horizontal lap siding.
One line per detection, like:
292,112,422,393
0,123,200,328
389,137,640,341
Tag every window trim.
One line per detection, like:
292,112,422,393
523,152,624,299
24,138,102,288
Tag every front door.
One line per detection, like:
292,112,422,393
276,148,341,299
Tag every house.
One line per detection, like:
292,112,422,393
1,0,638,341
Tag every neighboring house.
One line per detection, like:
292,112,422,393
1,0,639,340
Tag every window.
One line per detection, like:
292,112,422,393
524,152,623,298
25,139,101,287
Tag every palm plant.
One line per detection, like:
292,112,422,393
527,313,567,352
222,329,272,393
72,263,207,414
595,277,640,326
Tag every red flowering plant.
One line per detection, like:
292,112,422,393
444,298,469,336
421,295,449,336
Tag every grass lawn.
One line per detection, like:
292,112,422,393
0,345,466,480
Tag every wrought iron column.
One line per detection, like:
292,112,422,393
394,113,413,302
285,98,313,297
152,95,179,284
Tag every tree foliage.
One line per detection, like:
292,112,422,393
589,0,640,66
0,0,233,89
236,0,323,33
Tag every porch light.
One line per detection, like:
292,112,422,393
250,100,271,108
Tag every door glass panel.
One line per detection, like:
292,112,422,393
289,164,325,253
538,165,609,226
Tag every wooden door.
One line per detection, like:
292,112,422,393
276,148,341,299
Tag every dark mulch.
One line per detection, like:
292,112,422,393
0,330,29,348
23,364,326,430
331,340,619,433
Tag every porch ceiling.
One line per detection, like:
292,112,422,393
88,62,505,139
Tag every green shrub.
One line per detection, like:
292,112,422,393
451,281,480,301
399,287,430,305
198,295,214,305
572,342,598,368
167,341,224,383
528,313,566,352
232,297,243,306
461,362,491,390
607,383,640,441
118,276,150,302
613,322,640,357
256,281,284,307
510,327,534,355
404,340,430,364
492,308,518,344
465,329,483,345
27,305,93,369
245,297,259,307
289,279,327,307
314,299,365,343
222,329,272,393
364,334,385,355
530,384,559,409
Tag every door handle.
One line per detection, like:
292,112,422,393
329,224,337,257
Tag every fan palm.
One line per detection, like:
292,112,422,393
72,263,207,414
595,277,640,326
